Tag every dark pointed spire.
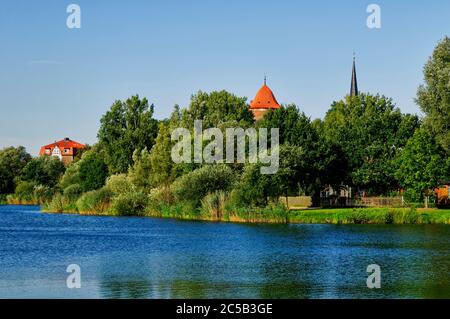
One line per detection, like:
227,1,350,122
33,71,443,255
350,53,359,98
264,74,267,86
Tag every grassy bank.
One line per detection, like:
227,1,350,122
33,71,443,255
42,201,290,224
40,199,450,225
289,207,450,224
145,203,289,224
6,197,41,205
123,207,450,224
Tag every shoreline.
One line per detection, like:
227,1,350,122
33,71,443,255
3,203,449,225
36,205,450,225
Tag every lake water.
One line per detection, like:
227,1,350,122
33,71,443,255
0,205,449,299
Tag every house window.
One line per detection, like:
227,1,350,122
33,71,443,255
52,147,61,156
64,148,70,154
45,149,51,155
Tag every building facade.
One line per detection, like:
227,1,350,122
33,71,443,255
39,138,86,165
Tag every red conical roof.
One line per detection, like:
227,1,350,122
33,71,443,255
250,84,281,110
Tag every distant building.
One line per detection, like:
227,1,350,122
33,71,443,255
249,77,281,121
39,138,86,165
435,185,450,207
350,55,359,98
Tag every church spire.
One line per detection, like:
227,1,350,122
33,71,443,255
350,53,359,98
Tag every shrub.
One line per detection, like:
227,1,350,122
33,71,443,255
46,194,71,213
150,185,174,204
105,174,134,196
14,180,38,201
33,184,54,203
63,184,83,201
59,161,81,189
201,191,228,219
147,185,175,212
76,187,113,214
111,191,148,216
228,164,271,208
172,164,236,207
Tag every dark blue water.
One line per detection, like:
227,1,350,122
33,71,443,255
0,205,449,299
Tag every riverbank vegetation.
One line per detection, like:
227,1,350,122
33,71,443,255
289,208,450,224
1,38,450,224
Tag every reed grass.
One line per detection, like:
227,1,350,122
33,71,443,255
288,208,450,224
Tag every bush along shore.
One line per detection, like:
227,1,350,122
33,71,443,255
39,174,450,225
41,173,291,224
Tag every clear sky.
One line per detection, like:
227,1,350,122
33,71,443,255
1,0,449,155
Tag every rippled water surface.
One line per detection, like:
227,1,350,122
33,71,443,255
0,205,449,298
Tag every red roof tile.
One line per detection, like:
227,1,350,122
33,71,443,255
250,84,281,110
39,138,85,157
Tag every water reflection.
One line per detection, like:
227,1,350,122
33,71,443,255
0,206,449,299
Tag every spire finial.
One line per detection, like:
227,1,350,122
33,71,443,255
264,74,267,85
350,53,359,98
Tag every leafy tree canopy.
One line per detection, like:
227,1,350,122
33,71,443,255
98,95,159,174
181,90,254,129
322,93,420,194
78,151,109,192
396,129,450,202
0,146,32,194
417,36,450,152
20,156,65,188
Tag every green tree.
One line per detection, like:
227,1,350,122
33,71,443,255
417,37,450,152
258,105,348,200
0,146,32,194
396,129,450,202
322,94,420,194
20,156,65,188
230,163,271,207
59,160,81,190
182,90,254,129
78,151,109,192
149,122,176,187
98,95,159,173
128,148,153,192
129,106,192,191
257,104,318,147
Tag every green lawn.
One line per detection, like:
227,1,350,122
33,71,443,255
288,207,450,224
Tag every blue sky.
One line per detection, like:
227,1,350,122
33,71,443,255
0,0,449,155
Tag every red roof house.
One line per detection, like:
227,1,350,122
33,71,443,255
39,138,86,165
